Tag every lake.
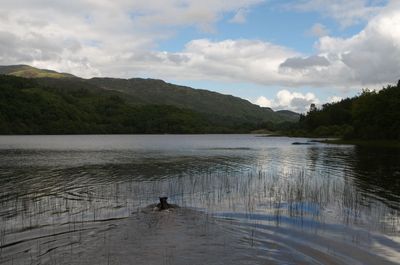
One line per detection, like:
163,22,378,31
0,135,399,264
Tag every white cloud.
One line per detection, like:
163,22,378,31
127,2,400,90
122,39,299,84
255,90,320,113
255,96,273,108
327,96,342,103
0,0,399,95
0,0,264,77
277,1,400,89
287,0,387,27
315,2,400,86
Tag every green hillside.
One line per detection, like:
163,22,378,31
0,65,75,79
87,77,298,124
0,75,211,134
0,65,300,134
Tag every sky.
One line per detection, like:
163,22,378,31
0,0,399,113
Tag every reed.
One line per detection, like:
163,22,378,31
0,162,399,263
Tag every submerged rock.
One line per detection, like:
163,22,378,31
292,142,315,145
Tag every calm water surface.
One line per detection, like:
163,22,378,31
0,135,399,264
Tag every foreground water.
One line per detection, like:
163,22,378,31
0,135,399,264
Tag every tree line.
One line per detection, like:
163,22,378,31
0,75,267,134
295,81,400,140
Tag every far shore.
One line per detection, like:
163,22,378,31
318,139,400,148
258,133,400,148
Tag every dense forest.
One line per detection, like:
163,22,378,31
0,65,299,124
294,81,400,140
0,75,293,134
0,65,300,134
3,65,397,139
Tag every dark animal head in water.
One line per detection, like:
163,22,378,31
157,197,169,210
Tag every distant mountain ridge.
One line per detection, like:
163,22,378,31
0,65,299,134
0,65,75,79
86,77,299,123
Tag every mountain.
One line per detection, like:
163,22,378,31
0,75,211,134
276,110,300,121
0,65,299,134
86,77,299,123
0,65,75,79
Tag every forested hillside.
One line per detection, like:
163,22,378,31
0,65,299,135
0,75,214,134
0,74,297,134
86,78,298,124
2,65,397,139
297,81,400,140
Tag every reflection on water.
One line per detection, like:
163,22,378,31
0,135,399,264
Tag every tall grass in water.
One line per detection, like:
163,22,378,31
0,166,399,263
153,168,399,231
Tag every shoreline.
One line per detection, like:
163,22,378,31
259,134,400,148
318,139,400,148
